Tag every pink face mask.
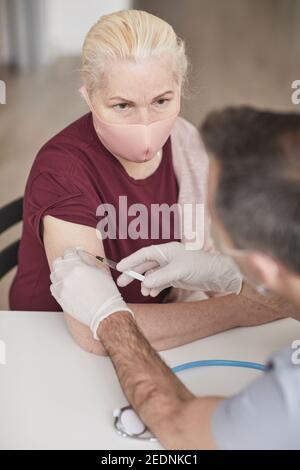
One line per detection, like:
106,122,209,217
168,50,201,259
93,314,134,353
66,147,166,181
79,86,179,163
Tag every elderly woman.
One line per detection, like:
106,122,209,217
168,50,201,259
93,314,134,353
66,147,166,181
10,10,284,354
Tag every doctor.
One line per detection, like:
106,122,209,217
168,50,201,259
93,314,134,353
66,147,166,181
50,106,300,449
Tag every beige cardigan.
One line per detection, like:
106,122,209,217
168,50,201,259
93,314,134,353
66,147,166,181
166,116,216,303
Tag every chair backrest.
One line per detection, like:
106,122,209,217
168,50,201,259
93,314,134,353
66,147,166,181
0,197,23,279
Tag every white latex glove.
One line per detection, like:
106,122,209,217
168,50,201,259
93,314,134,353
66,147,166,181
50,247,133,339
117,242,242,297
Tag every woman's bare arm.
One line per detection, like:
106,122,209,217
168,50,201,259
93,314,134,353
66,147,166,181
65,287,286,355
43,216,289,356
43,215,109,355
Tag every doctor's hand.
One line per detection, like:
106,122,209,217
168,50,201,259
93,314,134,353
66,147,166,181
50,247,134,340
117,242,242,297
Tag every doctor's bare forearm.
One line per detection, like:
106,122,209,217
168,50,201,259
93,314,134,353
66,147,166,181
99,311,192,426
98,311,219,449
99,312,193,404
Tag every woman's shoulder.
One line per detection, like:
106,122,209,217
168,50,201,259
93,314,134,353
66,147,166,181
24,114,95,214
33,113,93,175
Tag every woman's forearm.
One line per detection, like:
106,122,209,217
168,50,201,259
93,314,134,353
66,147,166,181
65,292,285,355
132,293,285,351
240,282,299,319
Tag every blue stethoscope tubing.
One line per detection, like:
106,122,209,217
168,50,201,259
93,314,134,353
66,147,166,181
114,359,267,441
172,359,267,374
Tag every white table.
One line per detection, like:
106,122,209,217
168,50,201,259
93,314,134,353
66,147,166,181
0,311,300,450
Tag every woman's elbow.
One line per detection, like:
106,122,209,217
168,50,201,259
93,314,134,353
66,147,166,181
64,313,108,356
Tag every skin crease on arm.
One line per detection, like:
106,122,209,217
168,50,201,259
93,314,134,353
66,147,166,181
43,216,290,356
99,311,222,450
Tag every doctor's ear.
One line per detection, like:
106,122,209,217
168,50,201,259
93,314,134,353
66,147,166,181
245,251,281,291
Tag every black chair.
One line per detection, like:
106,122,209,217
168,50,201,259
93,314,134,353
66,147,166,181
0,197,23,279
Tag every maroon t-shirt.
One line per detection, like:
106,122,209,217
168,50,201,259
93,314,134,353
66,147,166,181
9,112,180,311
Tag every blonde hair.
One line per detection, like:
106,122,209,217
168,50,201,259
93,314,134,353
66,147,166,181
81,9,188,97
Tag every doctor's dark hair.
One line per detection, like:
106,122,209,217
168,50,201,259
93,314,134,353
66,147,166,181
201,106,300,274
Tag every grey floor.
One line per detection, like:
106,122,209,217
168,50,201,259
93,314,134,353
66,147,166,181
1,0,300,308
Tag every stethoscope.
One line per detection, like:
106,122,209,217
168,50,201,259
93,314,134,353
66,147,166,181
113,406,158,442
113,359,267,442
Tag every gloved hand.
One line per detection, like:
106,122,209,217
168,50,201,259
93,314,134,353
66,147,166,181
117,242,243,297
50,247,134,340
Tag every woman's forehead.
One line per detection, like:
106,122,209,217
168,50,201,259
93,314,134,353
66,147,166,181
99,57,179,101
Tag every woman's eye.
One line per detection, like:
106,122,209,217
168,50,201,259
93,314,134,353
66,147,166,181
155,98,170,107
113,103,130,111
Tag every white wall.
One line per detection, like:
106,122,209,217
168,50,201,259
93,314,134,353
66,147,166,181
0,0,10,64
45,0,132,60
0,0,132,66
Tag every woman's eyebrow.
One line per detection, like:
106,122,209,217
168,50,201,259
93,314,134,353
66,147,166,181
108,90,174,103
109,96,134,103
153,90,174,100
